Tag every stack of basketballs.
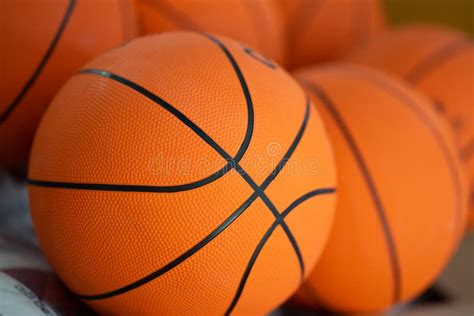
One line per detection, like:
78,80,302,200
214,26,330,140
1,0,472,315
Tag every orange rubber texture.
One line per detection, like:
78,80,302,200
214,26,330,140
344,24,474,230
279,0,385,69
28,32,337,315
136,0,286,65
292,64,469,312
0,0,137,170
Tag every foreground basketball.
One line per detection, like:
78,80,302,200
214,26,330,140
293,65,468,312
279,0,385,69
28,32,336,315
0,0,137,170
344,24,474,229
136,0,285,64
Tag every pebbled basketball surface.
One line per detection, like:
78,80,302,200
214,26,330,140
293,64,468,312
28,32,337,315
344,24,474,229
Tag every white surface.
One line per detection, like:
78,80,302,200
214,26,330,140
0,273,59,316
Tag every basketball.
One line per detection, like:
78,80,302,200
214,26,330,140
292,64,468,312
136,0,286,64
0,0,137,170
27,32,336,315
344,24,474,229
279,0,385,69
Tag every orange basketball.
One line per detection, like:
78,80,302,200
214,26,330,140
279,0,385,69
0,0,137,170
293,64,468,312
136,0,286,65
27,32,337,315
345,24,474,229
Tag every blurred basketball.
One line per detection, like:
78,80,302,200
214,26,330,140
293,64,468,312
136,0,286,64
279,0,385,69
0,235,94,316
0,0,137,170
344,24,474,229
28,32,336,315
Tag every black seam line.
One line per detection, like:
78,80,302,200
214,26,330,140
31,99,310,300
32,35,309,299
304,82,402,304
244,47,276,69
0,0,76,124
203,33,255,164
260,98,310,191
405,37,473,84
28,33,255,192
78,191,259,300
341,67,464,238
74,100,309,300
81,69,228,162
224,187,336,315
27,177,228,193
233,100,311,280
25,33,260,194
258,192,304,279
143,0,201,30
84,46,306,280
30,30,258,194
76,97,309,300
42,68,230,193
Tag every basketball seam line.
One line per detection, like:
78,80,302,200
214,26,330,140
305,63,465,302
243,47,277,69
30,82,309,300
202,33,255,165
0,0,76,123
28,34,311,304
342,66,464,238
30,87,309,302
405,37,472,83
303,81,402,304
29,31,256,194
224,187,336,315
